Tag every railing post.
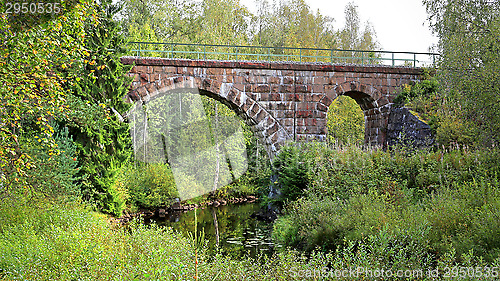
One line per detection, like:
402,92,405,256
267,47,270,62
203,45,206,60
137,42,140,57
300,48,302,62
392,53,395,66
361,51,364,65
171,44,174,58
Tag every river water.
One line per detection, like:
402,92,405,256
148,203,281,258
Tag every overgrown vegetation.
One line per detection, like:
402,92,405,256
2,0,500,279
326,95,365,145
273,143,500,266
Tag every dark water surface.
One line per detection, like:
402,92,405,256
149,203,281,258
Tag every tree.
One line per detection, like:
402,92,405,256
252,0,335,50
337,2,380,63
64,0,134,215
0,1,91,196
327,96,365,145
423,0,500,147
120,0,199,42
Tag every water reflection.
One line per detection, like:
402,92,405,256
150,203,281,258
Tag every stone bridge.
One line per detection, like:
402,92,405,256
121,57,423,155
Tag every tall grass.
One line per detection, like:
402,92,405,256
273,143,500,266
0,193,361,280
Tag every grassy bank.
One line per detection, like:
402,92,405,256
272,143,500,271
2,143,500,280
0,193,346,280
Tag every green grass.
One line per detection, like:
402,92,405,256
272,143,500,269
3,142,500,280
0,193,336,280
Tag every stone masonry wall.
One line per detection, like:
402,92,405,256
121,57,423,155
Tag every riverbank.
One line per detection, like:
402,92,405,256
0,194,332,280
114,195,258,224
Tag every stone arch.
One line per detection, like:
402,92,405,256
319,81,390,147
130,75,291,159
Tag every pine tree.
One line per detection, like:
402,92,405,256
64,0,133,215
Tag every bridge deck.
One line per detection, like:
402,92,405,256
121,56,423,75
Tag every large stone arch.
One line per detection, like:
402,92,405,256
129,75,292,159
319,80,390,147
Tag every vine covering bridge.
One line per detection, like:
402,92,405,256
121,42,437,155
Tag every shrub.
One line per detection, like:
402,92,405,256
272,144,315,204
116,162,178,210
23,123,81,200
273,143,500,265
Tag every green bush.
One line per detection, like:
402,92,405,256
272,144,314,204
116,162,178,210
273,144,500,265
22,123,81,200
326,95,364,145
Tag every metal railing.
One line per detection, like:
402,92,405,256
127,42,439,67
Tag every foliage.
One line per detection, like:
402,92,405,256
395,70,479,147
423,0,500,147
61,0,134,216
336,2,381,63
272,144,312,204
120,0,201,43
327,95,365,145
2,190,499,280
252,0,335,50
23,123,81,200
120,0,379,63
273,143,500,265
116,162,177,210
0,1,90,196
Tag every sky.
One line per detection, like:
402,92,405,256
240,0,439,54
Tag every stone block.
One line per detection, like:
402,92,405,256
134,65,148,74
296,110,313,118
252,84,270,93
321,95,333,107
241,98,255,112
245,84,252,93
282,76,294,85
255,109,267,123
267,123,279,135
313,84,324,93
271,85,280,93
279,110,291,118
317,102,328,112
136,86,148,97
296,85,311,94
279,85,294,93
270,93,282,101
314,111,327,119
313,76,326,85
153,66,163,73
268,76,280,84
377,96,389,107
232,92,242,107
277,102,292,110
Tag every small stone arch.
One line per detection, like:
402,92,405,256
130,76,292,159
319,81,390,147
